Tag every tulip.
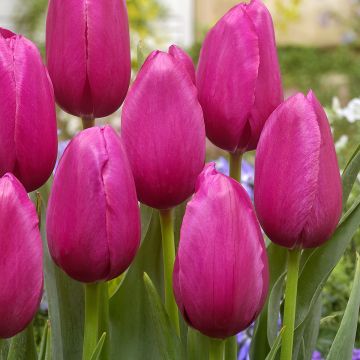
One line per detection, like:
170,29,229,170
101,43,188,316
173,163,269,339
168,45,196,84
254,91,342,249
197,0,283,153
0,28,57,192
121,50,206,210
46,0,131,118
0,173,43,338
46,125,140,283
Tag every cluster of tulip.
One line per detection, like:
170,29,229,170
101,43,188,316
0,0,347,359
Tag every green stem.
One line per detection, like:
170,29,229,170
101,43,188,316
98,282,109,360
83,283,101,360
225,336,238,359
229,152,242,182
280,249,301,360
159,208,180,335
82,116,95,129
209,338,225,360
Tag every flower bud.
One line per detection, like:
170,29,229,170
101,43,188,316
254,91,342,249
168,45,196,84
0,28,57,192
47,126,140,283
197,0,283,153
46,0,131,118
121,51,206,210
0,173,43,338
174,163,269,338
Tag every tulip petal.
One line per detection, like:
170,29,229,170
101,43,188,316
245,0,283,150
121,51,206,209
197,5,260,152
0,174,43,338
168,45,196,84
174,164,268,338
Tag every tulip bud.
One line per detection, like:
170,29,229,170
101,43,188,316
47,126,140,283
0,173,43,338
0,28,57,192
121,51,206,210
174,163,269,338
46,0,131,118
197,0,283,153
168,45,196,84
254,91,342,249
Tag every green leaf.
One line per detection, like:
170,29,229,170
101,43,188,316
7,324,37,360
90,333,107,360
342,144,360,209
295,196,360,329
39,184,85,360
250,244,287,360
38,322,49,360
109,206,166,359
327,254,360,360
265,327,285,360
187,328,209,360
143,273,185,360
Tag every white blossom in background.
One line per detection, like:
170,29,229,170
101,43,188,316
333,96,360,123
335,134,349,151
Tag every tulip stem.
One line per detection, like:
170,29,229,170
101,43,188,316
159,208,180,336
280,248,301,360
83,282,101,360
229,152,242,182
209,338,225,360
82,116,95,129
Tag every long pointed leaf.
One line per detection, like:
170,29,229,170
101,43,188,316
342,144,360,209
7,325,37,360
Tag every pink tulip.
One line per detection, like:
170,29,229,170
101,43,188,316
168,45,196,84
254,91,342,249
121,50,206,210
47,126,140,283
46,0,131,118
174,163,269,338
0,173,43,338
0,28,57,192
197,0,283,153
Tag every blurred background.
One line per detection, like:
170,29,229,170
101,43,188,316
1,0,360,357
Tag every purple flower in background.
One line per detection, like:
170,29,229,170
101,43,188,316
215,156,254,199
353,349,360,360
54,139,70,173
312,351,323,360
237,327,252,360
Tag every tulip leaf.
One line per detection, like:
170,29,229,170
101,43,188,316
143,273,185,360
264,327,284,360
327,253,360,360
342,144,360,210
109,205,166,359
90,332,107,360
295,195,360,329
250,243,287,360
7,325,37,360
38,322,49,360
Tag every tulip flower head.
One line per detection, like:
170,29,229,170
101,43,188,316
197,0,283,153
168,45,196,84
46,0,131,118
47,126,140,283
0,28,57,192
174,163,269,338
255,91,342,249
0,173,43,338
121,50,206,210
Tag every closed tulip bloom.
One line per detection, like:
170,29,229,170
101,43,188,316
255,92,342,249
0,173,43,338
47,126,140,283
168,45,196,84
174,163,269,338
121,51,206,210
46,0,131,118
0,28,57,192
197,0,283,153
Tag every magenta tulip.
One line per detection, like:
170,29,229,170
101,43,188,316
173,163,269,338
0,28,57,192
255,91,342,249
46,0,131,118
121,50,206,210
47,126,140,283
168,45,196,84
0,173,43,338
197,0,283,153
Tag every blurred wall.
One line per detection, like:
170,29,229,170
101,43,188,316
0,2,16,29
